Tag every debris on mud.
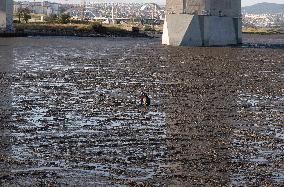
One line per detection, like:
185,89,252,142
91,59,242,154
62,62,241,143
0,34,283,186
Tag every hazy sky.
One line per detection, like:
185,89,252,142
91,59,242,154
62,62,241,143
17,0,284,6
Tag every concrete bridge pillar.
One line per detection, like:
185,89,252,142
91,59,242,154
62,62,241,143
162,0,242,46
0,0,13,32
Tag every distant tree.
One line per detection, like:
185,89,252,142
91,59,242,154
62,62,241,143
23,12,32,23
58,13,71,24
17,8,31,23
60,7,68,14
46,14,58,23
16,8,24,22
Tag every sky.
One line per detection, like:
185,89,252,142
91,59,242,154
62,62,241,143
17,0,284,6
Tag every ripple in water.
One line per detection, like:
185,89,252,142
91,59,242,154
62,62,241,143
231,92,284,185
8,37,168,185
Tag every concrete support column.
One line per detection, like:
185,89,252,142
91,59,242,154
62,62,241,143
6,0,13,31
163,0,242,46
0,0,13,32
182,0,186,13
162,15,242,46
0,0,6,29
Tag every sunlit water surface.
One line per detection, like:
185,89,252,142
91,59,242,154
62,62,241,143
1,37,168,185
0,35,283,186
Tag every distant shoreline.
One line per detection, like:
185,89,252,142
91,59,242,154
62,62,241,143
0,31,151,38
1,32,283,38
0,23,157,38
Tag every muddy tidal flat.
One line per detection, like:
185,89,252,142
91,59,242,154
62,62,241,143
0,35,283,186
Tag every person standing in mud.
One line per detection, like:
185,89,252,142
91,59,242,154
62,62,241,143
140,92,151,108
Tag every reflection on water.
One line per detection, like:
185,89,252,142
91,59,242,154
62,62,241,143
231,92,284,185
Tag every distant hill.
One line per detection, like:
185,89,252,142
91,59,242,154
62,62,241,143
242,3,284,14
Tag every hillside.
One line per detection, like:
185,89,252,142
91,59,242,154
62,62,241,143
242,2,284,14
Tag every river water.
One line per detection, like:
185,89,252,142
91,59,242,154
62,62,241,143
0,35,283,186
0,37,169,186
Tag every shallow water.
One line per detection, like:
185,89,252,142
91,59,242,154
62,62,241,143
0,35,283,186
1,37,169,185
231,91,284,185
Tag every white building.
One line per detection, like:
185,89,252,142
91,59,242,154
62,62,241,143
49,3,60,15
14,1,61,16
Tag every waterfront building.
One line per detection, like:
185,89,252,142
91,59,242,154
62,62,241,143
13,1,61,16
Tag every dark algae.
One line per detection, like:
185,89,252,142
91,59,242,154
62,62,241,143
0,34,283,186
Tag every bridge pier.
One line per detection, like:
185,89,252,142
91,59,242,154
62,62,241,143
162,14,242,46
0,0,13,32
162,0,242,46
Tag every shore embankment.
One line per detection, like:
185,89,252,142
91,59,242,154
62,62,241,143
1,24,283,38
0,23,155,38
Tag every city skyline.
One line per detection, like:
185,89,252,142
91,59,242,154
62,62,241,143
15,0,284,7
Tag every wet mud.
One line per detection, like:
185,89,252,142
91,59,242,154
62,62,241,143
0,35,283,186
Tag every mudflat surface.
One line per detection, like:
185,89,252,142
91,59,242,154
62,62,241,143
0,35,283,186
